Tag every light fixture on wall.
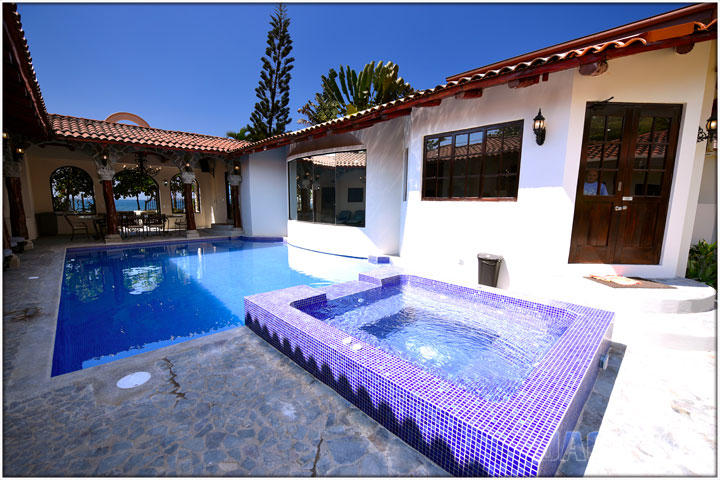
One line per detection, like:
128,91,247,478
533,109,546,146
697,100,717,144
163,180,169,187
13,146,24,162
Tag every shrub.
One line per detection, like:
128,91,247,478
686,240,717,289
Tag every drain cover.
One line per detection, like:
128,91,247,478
116,372,151,389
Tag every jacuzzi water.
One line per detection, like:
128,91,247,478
52,239,375,376
299,283,575,401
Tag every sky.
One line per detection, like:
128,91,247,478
18,2,689,138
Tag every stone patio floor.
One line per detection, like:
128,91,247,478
2,235,714,476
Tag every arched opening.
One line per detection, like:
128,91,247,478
50,166,96,213
112,170,159,212
170,174,200,213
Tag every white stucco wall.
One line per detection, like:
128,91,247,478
243,149,288,237
399,41,716,288
691,150,717,244
285,115,407,256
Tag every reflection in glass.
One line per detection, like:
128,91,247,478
468,131,484,155
606,117,623,142
468,155,482,175
483,176,498,197
437,158,451,178
602,143,619,169
452,176,465,197
653,117,670,143
454,156,467,176
589,116,605,142
583,169,609,196
632,171,647,196
438,136,452,157
646,171,663,196
455,134,469,156
437,177,451,198
288,150,366,227
466,176,480,198
649,144,667,169
637,116,653,140
600,171,616,196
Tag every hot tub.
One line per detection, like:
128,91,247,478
244,267,613,476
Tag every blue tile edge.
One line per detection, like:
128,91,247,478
244,271,614,477
66,235,283,253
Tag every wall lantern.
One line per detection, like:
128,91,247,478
533,109,546,145
163,180,169,187
697,101,717,144
13,146,24,162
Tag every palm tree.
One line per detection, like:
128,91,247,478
321,61,414,116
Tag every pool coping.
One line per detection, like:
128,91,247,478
244,266,614,476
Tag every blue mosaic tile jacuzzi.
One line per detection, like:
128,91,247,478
245,266,614,476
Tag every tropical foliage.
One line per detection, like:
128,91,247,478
113,170,158,211
297,89,341,126
50,166,96,213
321,61,414,116
686,240,717,289
226,127,250,142
245,4,294,141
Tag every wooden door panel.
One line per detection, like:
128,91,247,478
569,103,681,265
587,203,614,246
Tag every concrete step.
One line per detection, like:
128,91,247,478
512,276,716,314
210,223,235,231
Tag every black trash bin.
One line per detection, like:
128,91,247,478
477,253,503,287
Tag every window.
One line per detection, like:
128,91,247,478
112,170,159,212
422,120,523,200
170,174,200,213
50,166,96,213
288,150,366,227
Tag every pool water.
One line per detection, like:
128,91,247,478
52,239,375,376
299,283,575,401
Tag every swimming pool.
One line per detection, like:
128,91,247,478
52,238,375,376
245,267,614,476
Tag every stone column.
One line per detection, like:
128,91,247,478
180,171,199,238
227,173,243,234
3,159,32,249
96,164,121,243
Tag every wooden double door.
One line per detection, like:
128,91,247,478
569,103,682,264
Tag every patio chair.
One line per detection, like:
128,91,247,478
120,214,144,238
63,214,90,241
173,217,187,234
144,213,166,236
346,209,365,226
336,210,352,224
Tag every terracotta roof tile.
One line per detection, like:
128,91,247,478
237,11,716,155
49,114,248,154
3,4,52,136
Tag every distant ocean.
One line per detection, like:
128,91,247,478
114,198,159,211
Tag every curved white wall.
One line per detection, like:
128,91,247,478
285,116,406,257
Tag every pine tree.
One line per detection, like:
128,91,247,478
247,4,294,141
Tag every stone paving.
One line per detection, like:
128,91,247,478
4,331,447,476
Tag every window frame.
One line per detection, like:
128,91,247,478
49,166,97,214
169,174,201,214
287,148,367,227
421,119,524,202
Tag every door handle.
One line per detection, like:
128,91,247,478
614,206,628,211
